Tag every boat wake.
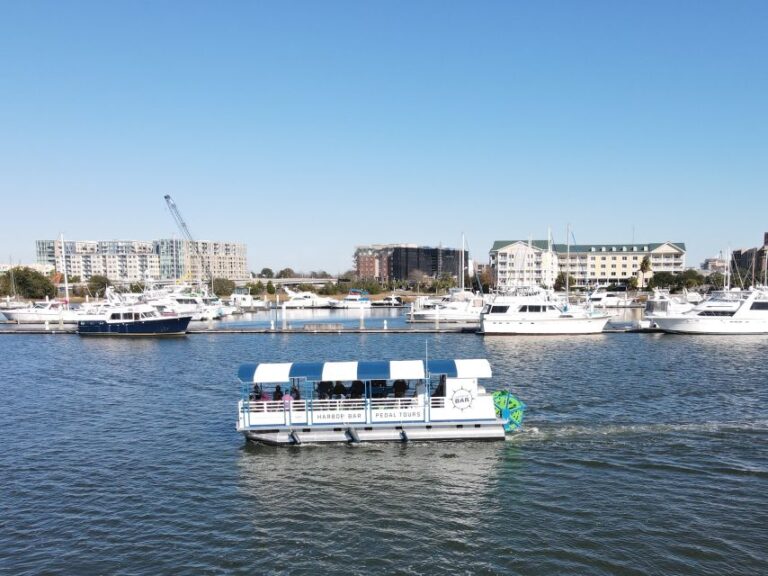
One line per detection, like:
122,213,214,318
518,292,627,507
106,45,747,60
507,420,768,442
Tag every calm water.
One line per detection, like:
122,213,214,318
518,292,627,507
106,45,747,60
2,331,766,575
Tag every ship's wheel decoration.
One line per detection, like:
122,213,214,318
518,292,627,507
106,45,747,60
450,387,473,411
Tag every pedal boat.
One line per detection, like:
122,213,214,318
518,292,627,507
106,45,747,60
236,358,525,445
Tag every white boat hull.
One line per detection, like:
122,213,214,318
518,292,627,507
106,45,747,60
653,316,768,334
332,302,372,309
481,315,611,335
410,311,481,322
243,421,506,445
283,301,331,309
1,308,80,324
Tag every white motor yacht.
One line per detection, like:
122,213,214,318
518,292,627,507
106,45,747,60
331,289,372,309
228,292,268,312
145,286,221,321
282,287,333,309
480,288,611,335
409,289,488,323
652,288,768,334
638,289,695,329
586,287,637,308
0,299,81,324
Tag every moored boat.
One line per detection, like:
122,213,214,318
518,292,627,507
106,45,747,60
480,288,610,335
409,289,487,323
586,287,639,308
0,300,81,324
281,287,334,309
77,303,192,336
236,358,525,445
331,289,372,309
653,287,768,334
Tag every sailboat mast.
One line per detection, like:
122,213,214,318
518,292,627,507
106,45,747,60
60,234,70,305
566,224,571,297
460,233,465,292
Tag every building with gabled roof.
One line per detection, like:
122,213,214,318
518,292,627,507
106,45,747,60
490,240,686,289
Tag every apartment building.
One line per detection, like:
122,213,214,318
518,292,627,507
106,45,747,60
490,240,686,289
354,244,467,283
36,238,248,282
731,232,768,283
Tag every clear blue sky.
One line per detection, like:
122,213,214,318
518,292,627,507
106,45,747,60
1,1,766,274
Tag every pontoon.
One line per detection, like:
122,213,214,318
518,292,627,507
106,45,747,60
236,359,525,445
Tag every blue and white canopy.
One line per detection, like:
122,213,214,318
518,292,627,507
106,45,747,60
237,359,491,383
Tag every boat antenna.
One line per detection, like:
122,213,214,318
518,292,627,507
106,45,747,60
425,339,429,377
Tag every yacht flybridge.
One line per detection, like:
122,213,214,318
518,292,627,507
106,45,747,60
236,358,525,445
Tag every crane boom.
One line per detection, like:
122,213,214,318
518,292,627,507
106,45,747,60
163,195,210,283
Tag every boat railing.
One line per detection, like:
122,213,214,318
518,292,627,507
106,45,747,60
369,397,421,410
245,397,422,413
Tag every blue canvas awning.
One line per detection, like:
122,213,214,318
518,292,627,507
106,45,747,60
237,359,491,383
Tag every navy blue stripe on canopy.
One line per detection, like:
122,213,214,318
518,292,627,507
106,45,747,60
288,362,324,381
238,363,258,382
357,361,391,381
426,359,457,377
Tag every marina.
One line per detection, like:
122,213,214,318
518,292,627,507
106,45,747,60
3,2,766,573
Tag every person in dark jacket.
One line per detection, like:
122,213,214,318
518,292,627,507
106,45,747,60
350,380,365,399
273,384,284,401
332,381,347,398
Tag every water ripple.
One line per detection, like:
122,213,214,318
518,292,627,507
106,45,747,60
1,333,767,574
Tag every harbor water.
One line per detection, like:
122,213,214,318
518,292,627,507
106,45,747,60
2,332,766,574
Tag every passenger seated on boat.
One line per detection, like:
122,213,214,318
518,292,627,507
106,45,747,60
393,379,408,398
332,381,347,398
350,380,364,399
317,381,333,399
249,383,261,400
290,384,301,400
433,375,446,397
371,379,388,397
273,384,284,401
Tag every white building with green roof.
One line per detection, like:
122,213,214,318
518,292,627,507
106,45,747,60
490,240,686,289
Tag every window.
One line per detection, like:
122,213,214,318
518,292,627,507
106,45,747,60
750,302,768,310
490,306,509,313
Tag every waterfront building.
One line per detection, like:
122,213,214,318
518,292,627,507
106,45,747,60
36,238,248,282
731,232,768,284
354,244,409,282
489,240,559,289
36,239,160,283
490,240,686,289
701,256,727,274
355,244,468,283
154,239,248,282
